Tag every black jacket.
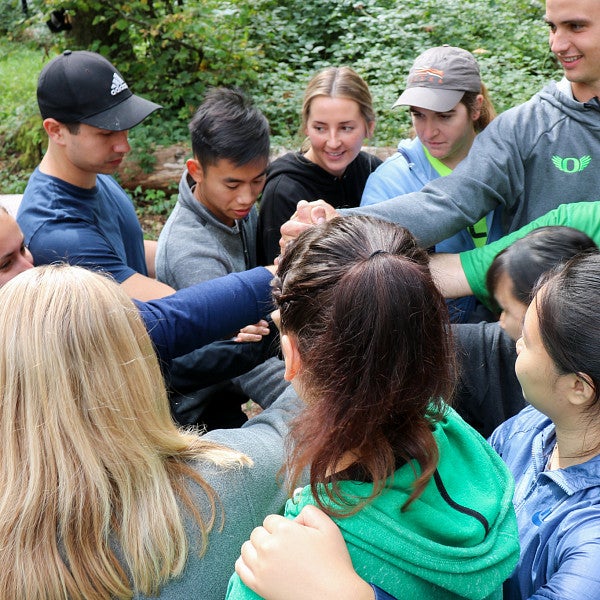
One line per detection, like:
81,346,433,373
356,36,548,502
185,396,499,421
257,151,382,264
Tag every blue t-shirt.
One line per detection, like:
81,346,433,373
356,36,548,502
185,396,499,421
18,168,147,283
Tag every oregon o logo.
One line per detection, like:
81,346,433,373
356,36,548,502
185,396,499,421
552,155,592,173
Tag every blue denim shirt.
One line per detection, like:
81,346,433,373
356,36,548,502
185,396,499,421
489,405,600,599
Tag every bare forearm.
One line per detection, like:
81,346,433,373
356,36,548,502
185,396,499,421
429,253,473,298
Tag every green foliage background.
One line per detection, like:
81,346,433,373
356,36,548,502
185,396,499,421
1,0,561,191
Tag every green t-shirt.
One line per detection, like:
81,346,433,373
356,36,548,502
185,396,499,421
460,201,600,306
424,147,488,248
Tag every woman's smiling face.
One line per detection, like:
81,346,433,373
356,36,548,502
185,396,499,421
303,96,373,177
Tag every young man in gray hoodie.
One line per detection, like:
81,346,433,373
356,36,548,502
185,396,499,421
156,88,285,429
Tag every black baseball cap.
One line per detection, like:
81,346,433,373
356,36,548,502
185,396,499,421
37,50,162,131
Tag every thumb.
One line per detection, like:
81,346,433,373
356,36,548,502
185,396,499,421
311,206,327,224
293,504,337,531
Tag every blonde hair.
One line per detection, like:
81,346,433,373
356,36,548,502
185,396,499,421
0,264,248,599
300,66,375,152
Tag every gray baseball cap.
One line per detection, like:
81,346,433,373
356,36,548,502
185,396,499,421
393,46,481,112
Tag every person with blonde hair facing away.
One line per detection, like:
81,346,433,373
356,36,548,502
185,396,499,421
362,45,503,323
228,215,519,600
0,263,299,599
257,66,381,264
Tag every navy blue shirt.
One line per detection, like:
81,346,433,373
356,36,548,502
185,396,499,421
18,169,146,282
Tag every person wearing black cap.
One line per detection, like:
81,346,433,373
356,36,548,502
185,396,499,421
16,50,175,301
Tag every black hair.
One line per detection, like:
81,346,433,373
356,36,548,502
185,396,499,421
536,252,600,414
486,226,598,311
188,87,270,169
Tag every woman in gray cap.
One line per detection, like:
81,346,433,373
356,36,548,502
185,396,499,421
361,45,503,324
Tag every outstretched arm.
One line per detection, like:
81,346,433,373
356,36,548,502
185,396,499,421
135,266,275,364
429,252,473,299
121,272,175,300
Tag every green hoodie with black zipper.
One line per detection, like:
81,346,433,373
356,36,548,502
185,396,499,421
226,405,519,600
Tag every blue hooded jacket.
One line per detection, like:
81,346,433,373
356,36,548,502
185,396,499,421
361,137,503,322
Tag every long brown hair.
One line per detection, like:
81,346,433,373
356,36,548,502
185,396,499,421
461,82,496,132
273,216,457,515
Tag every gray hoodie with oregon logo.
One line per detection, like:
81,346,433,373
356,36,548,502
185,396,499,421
349,79,600,248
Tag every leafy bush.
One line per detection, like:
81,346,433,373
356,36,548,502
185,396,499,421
0,0,31,37
249,0,561,144
36,0,263,127
0,36,47,190
0,0,563,196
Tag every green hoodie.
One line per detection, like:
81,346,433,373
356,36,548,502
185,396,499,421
226,407,519,600
460,201,600,308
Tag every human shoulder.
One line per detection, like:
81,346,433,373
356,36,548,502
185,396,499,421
95,174,131,202
19,168,92,214
265,151,310,182
495,404,549,433
204,386,299,462
362,138,431,201
488,82,572,144
555,201,600,241
158,194,229,255
349,150,383,174
197,386,299,509
260,154,315,209
436,405,515,487
160,197,213,238
19,167,51,208
489,405,550,455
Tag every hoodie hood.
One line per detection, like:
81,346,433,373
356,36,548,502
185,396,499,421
396,137,439,188
265,151,380,204
266,152,343,197
177,169,257,237
286,407,519,599
539,80,600,128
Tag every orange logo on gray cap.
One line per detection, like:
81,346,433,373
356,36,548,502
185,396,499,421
411,67,445,85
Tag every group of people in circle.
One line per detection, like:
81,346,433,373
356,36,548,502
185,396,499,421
3,0,600,597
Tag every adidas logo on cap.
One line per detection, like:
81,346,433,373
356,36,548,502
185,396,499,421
111,72,128,96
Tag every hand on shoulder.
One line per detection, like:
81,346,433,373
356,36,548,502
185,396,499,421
235,505,374,600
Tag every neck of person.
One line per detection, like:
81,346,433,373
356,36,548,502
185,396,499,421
443,131,477,171
440,153,467,171
39,147,97,189
551,419,600,469
325,450,362,477
570,81,600,104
